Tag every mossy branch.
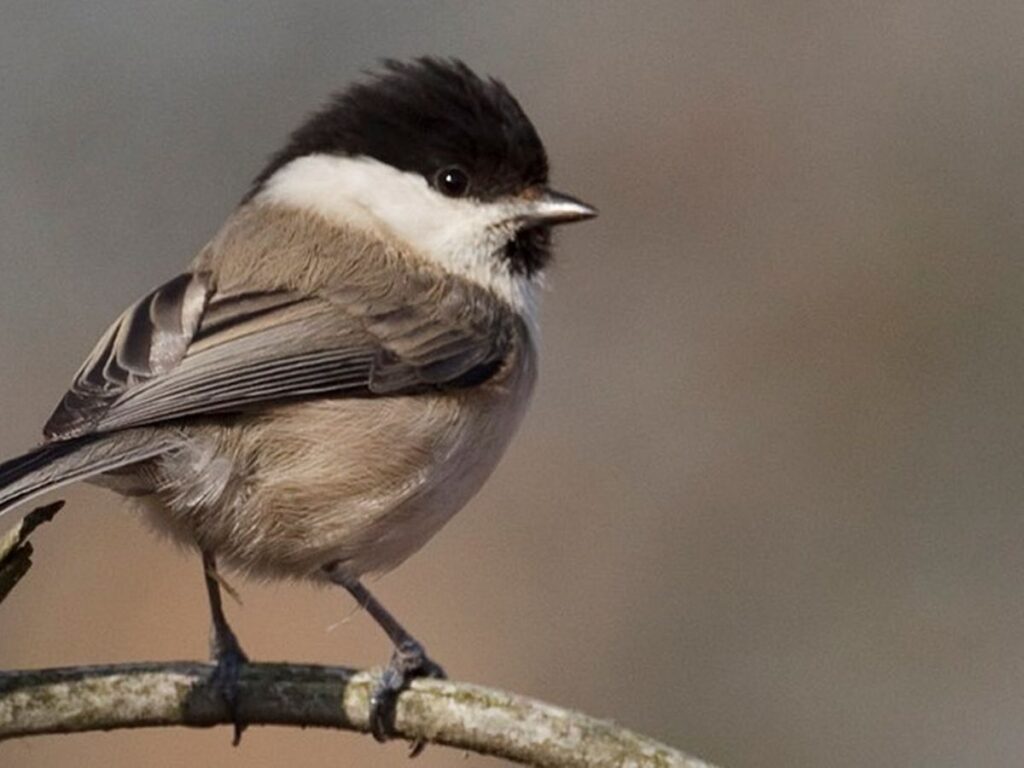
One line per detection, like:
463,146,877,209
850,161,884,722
0,662,717,768
1,504,718,766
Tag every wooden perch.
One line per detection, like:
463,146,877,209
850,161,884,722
0,661,718,767
0,503,718,766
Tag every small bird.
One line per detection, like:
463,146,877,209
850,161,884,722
0,57,595,745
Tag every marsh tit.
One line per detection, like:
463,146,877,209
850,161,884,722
0,57,596,744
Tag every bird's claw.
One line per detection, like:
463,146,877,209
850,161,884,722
369,638,447,756
210,635,249,746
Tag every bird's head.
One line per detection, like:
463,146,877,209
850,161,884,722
248,58,596,300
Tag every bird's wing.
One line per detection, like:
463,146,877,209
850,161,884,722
43,270,515,441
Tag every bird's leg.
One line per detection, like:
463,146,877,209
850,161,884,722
202,550,249,746
326,567,446,754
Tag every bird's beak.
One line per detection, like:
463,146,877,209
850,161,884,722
520,189,598,227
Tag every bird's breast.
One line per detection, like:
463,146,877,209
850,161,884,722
145,335,537,581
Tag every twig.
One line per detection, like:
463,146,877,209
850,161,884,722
0,501,64,605
0,661,718,768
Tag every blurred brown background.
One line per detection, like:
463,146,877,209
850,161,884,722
2,2,1024,767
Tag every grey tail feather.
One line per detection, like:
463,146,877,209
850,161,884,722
0,429,174,518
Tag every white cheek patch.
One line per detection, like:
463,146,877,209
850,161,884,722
258,154,537,313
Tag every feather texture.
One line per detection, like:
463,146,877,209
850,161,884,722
43,214,516,442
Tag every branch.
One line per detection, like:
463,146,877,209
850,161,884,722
1,504,717,765
0,662,718,767
0,501,64,605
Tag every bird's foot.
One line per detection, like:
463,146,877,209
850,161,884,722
371,638,447,756
210,632,249,746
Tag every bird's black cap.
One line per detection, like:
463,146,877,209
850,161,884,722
245,58,550,205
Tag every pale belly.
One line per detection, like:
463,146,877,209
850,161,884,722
117,374,532,581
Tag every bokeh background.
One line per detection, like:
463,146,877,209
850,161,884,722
2,2,1024,767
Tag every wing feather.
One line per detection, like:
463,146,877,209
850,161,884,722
44,270,512,440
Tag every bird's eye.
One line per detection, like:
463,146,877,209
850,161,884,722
434,167,470,198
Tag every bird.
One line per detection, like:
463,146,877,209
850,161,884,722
0,57,596,746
